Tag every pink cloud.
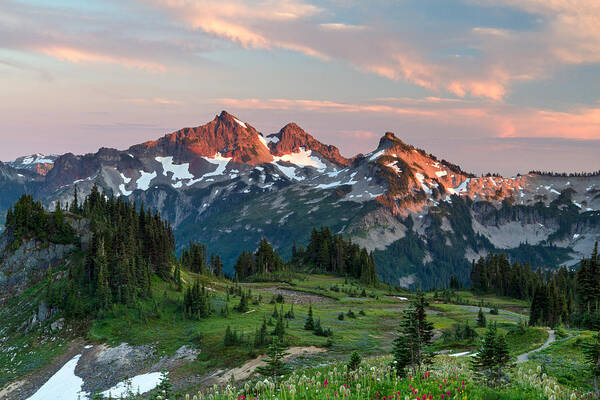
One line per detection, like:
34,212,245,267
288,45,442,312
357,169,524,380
218,97,600,141
121,97,182,105
37,46,167,72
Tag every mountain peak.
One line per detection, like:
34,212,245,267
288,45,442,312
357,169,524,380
132,111,272,164
376,132,410,151
270,123,351,167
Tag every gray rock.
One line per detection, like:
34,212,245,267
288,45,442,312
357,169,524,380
50,318,64,332
37,301,49,323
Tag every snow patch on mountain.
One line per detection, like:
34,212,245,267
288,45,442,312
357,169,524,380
137,171,157,190
272,148,326,171
26,354,88,400
19,154,56,165
257,134,270,150
275,163,305,181
369,150,384,161
101,372,165,398
233,117,247,128
155,156,194,181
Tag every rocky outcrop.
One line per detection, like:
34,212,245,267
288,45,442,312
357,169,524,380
0,236,75,304
269,122,351,167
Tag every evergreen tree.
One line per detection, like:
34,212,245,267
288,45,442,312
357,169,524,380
347,350,362,371
392,291,434,376
477,308,487,327
471,323,510,386
304,303,315,330
583,330,600,397
255,337,290,384
273,306,285,340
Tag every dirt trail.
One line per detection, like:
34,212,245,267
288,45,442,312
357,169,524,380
215,346,326,384
517,329,555,363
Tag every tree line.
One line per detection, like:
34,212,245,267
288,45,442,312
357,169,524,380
470,247,600,329
292,227,378,285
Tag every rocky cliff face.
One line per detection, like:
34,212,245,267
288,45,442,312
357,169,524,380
0,218,89,304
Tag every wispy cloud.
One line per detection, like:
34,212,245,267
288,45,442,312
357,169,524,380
218,97,600,141
38,46,167,72
121,97,182,105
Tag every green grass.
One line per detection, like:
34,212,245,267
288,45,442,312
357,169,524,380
527,330,595,391
0,268,577,397
504,326,548,356
0,281,73,387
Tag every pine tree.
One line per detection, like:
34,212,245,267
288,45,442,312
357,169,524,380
471,323,509,386
477,308,487,327
348,350,362,371
391,291,434,376
583,330,600,397
273,306,285,340
255,337,290,384
304,303,315,330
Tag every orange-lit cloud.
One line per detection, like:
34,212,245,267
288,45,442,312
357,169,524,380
146,0,323,57
37,46,167,72
218,97,600,141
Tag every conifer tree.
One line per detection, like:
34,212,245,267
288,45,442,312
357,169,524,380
583,330,600,397
471,323,510,386
391,291,434,376
348,350,362,371
255,337,290,384
273,306,285,341
477,308,487,327
304,302,315,330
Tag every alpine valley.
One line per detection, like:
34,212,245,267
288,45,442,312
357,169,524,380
1,111,598,290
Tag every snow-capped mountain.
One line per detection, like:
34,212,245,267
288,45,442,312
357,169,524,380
7,153,58,176
1,111,599,288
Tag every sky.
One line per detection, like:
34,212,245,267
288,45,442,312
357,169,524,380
1,0,599,175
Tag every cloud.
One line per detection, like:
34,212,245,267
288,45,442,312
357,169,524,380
320,23,366,31
37,46,167,72
218,97,600,141
144,0,324,57
121,97,182,105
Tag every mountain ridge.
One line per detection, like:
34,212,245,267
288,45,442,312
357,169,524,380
1,111,599,288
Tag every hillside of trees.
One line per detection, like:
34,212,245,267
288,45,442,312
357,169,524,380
1,186,178,318
233,227,378,285
292,227,378,285
470,248,600,329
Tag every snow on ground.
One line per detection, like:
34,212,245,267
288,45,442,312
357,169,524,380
275,163,304,181
257,134,270,150
100,372,165,399
19,154,55,165
137,171,157,190
272,148,326,171
415,173,432,195
119,184,133,196
27,354,88,400
119,173,131,184
385,162,402,174
368,150,384,161
202,153,232,178
155,156,194,181
233,117,247,128
435,170,447,178
448,178,470,195
315,176,359,189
